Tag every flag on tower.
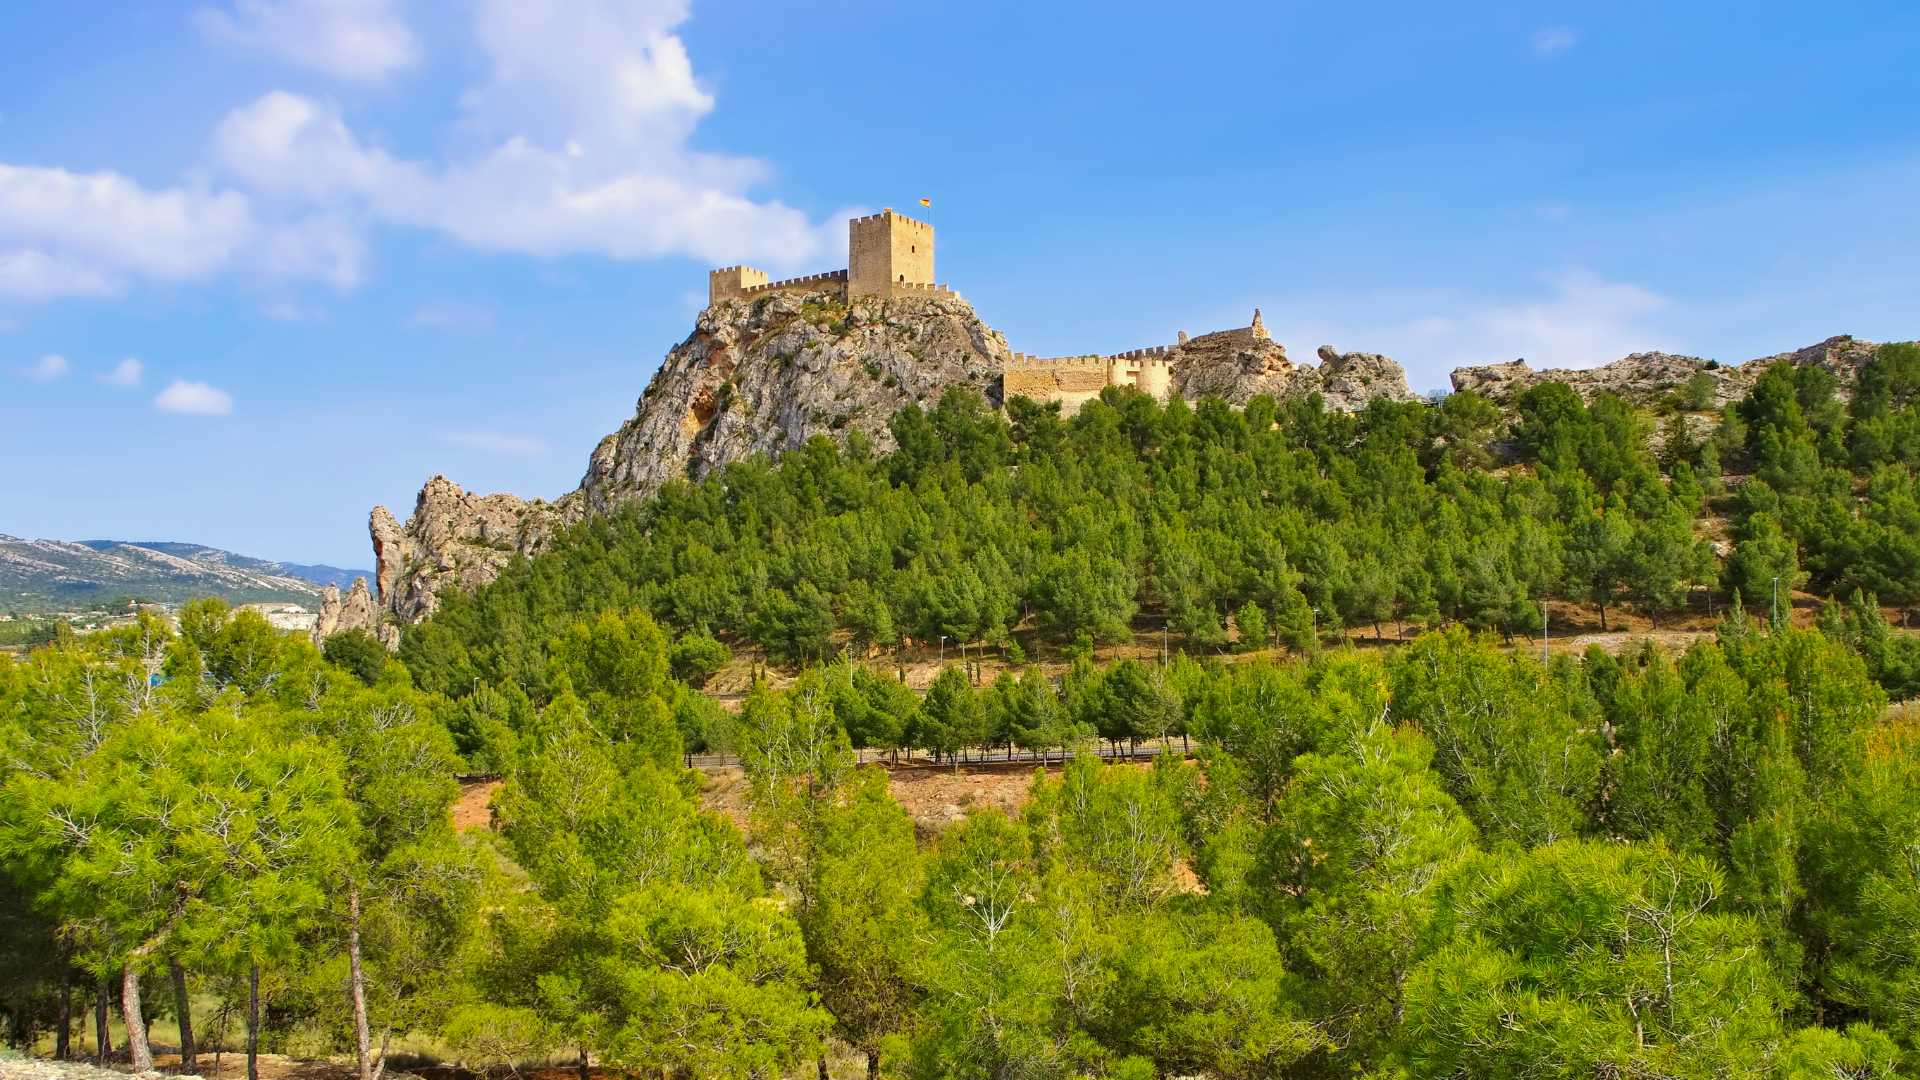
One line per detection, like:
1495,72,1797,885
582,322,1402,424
919,197,931,207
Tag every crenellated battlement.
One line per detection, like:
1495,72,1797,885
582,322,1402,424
712,207,939,305
739,269,849,298
1009,353,1106,369
849,209,932,231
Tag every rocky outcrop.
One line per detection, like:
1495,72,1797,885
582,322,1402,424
1163,321,1416,410
1307,345,1419,410
578,290,1008,514
365,292,1008,629
311,576,397,648
1165,320,1298,404
368,476,572,625
1448,335,1881,408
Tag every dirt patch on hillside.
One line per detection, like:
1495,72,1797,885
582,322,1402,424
695,758,1147,838
450,779,499,832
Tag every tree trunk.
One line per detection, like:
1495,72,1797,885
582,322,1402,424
94,979,111,1064
348,883,376,1080
867,1048,881,1080
171,960,196,1070
121,965,153,1072
576,1045,590,1080
55,976,71,1060
247,965,261,1080
817,1055,829,1080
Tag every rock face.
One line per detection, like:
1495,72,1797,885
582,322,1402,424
1309,346,1420,410
578,290,1008,515
369,476,572,626
1164,326,1417,410
366,292,1009,629
1448,335,1881,408
311,576,397,648
1165,323,1298,404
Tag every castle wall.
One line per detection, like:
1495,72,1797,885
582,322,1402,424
739,269,848,300
1004,346,1181,415
849,209,935,298
709,265,769,304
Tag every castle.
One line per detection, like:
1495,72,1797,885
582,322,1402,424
708,209,1273,414
709,208,954,304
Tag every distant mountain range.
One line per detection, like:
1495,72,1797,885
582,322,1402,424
0,535,371,614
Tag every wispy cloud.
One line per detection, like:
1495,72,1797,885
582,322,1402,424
19,353,69,381
1531,26,1579,58
440,430,548,456
155,379,235,416
98,357,143,387
196,0,420,83
1265,269,1675,393
407,301,496,331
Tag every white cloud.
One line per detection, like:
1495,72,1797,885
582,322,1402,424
441,430,548,456
407,300,495,331
155,379,235,415
0,165,251,291
0,249,117,300
99,357,144,387
20,353,69,381
1531,26,1579,58
196,0,420,83
0,163,360,300
8,1,831,306
210,2,837,269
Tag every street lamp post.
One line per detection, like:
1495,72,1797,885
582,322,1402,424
939,635,947,665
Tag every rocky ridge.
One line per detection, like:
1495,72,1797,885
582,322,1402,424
343,291,1012,632
1159,317,1417,409
1448,334,1880,408
344,290,1883,641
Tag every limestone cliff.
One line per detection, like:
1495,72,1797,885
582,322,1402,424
311,577,397,648
366,292,1010,628
1448,335,1880,408
367,477,572,625
577,291,1008,515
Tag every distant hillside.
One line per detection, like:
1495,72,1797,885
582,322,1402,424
0,535,370,614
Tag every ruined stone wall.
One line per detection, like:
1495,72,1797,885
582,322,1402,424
1004,354,1114,415
849,209,934,298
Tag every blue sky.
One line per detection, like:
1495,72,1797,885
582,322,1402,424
2,1,1916,569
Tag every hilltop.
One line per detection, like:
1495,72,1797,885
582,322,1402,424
335,212,1896,641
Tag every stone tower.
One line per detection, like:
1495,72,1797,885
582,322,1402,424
848,208,934,299
709,265,769,303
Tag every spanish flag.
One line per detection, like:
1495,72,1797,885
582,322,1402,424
919,197,931,208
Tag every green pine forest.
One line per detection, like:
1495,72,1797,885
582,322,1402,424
6,342,1920,1079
